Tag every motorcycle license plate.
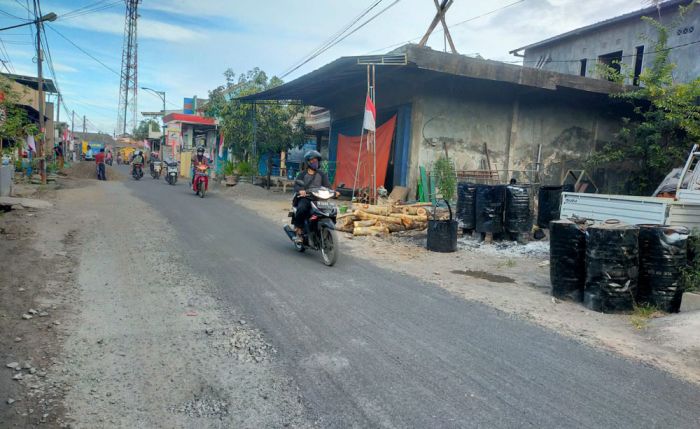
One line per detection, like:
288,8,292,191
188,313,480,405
316,201,335,209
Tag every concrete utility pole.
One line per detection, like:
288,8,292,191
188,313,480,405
71,110,75,161
36,11,46,184
83,115,86,135
56,94,60,161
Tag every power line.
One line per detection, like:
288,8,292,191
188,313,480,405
513,38,700,66
280,0,385,77
45,24,120,76
367,0,526,54
61,0,124,21
281,0,402,79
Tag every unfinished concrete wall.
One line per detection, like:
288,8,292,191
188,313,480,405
524,4,700,84
407,90,622,196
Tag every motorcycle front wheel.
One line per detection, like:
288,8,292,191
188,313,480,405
320,227,338,266
198,182,205,198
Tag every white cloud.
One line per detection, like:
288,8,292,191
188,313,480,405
55,11,202,42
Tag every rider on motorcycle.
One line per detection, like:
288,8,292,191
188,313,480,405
132,150,145,175
292,150,337,243
191,146,209,183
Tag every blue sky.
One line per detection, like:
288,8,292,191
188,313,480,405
0,0,646,134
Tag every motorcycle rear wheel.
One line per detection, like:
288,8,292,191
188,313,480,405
320,228,338,266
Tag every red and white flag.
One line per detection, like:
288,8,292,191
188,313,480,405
26,134,36,152
143,139,150,150
362,94,376,132
218,132,225,158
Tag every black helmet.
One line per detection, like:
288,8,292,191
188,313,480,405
304,150,322,162
196,146,205,154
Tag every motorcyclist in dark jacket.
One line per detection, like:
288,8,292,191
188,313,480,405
293,150,334,242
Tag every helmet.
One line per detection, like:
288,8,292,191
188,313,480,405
304,150,322,163
135,150,141,155
196,146,205,154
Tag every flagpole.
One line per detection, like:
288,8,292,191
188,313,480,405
352,130,364,201
371,64,377,203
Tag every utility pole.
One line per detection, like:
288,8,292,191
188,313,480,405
71,110,75,162
83,115,86,135
56,94,60,162
36,2,46,184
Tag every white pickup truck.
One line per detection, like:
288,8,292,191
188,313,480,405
560,145,700,230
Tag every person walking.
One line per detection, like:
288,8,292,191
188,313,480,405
95,148,106,181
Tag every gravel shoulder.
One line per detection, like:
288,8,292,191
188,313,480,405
221,182,700,385
2,171,314,428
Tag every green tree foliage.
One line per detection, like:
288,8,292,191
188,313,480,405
0,75,39,153
433,155,457,219
132,119,160,140
587,5,700,195
206,68,305,161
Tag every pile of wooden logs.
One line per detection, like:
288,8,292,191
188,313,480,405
336,203,435,236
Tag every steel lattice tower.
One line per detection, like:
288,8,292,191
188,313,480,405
116,0,140,136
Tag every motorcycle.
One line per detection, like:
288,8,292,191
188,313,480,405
283,185,339,266
150,161,162,179
132,163,144,180
165,162,178,185
193,164,209,198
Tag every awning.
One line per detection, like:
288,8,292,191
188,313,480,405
163,113,217,126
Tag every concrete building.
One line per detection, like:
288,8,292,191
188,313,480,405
242,44,631,195
510,0,699,85
1,73,57,149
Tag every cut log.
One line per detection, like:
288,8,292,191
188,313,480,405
336,216,355,232
353,219,377,228
378,222,406,233
413,222,428,230
354,204,392,216
400,206,428,216
353,226,390,236
355,210,403,225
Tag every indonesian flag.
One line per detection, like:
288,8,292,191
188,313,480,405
218,132,225,158
362,94,376,132
143,139,150,150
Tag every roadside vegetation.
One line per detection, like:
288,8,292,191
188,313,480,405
588,3,700,196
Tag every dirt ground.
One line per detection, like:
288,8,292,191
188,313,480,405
221,182,700,385
1,169,312,428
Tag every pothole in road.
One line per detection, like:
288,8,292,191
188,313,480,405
450,269,515,284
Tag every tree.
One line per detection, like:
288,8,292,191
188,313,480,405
133,119,160,140
206,68,306,162
0,75,39,154
587,3,700,195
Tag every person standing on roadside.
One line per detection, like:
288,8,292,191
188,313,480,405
54,142,64,169
95,148,106,181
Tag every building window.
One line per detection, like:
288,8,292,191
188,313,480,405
598,50,623,81
580,59,587,77
633,46,644,86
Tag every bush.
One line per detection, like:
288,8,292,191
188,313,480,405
223,161,235,176
236,160,255,176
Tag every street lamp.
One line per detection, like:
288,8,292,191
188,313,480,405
141,87,167,158
0,13,57,32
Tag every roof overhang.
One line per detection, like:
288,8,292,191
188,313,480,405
163,113,217,126
509,0,692,55
239,44,629,108
1,72,58,93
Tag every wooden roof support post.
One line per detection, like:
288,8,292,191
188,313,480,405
418,0,457,54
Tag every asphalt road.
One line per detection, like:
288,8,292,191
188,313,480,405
123,171,700,428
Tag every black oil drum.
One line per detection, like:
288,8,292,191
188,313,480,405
537,186,564,228
457,182,477,231
505,185,532,234
475,185,506,234
638,225,689,312
550,219,587,302
585,222,639,312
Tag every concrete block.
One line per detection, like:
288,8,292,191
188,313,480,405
680,292,700,313
0,165,13,197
